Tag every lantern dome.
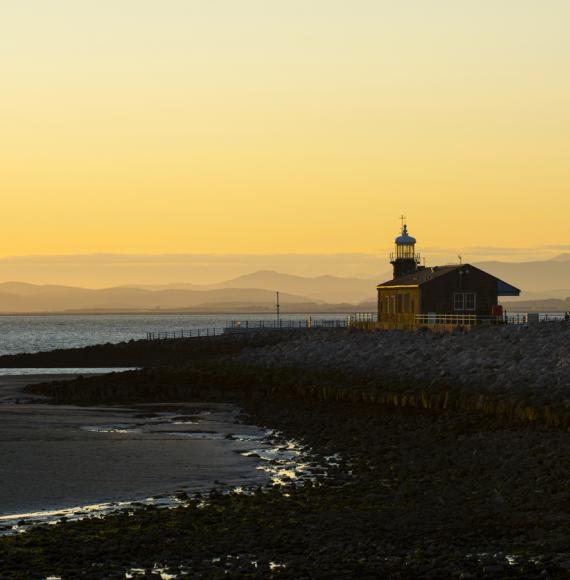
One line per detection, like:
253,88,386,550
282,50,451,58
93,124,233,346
395,224,416,245
390,221,421,278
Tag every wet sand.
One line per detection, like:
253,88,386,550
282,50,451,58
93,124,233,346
0,375,268,519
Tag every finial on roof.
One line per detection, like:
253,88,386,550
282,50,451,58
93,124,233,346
395,221,416,245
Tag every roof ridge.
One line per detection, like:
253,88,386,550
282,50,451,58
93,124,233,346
378,263,462,287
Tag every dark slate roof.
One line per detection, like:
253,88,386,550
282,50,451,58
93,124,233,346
496,279,521,296
377,263,521,296
377,265,460,287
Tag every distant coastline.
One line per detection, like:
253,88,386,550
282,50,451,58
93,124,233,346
502,299,570,313
1,300,570,315
0,307,367,317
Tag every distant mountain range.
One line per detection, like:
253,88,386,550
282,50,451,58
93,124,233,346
0,283,318,314
474,253,570,296
130,270,384,304
0,254,568,313
0,276,375,314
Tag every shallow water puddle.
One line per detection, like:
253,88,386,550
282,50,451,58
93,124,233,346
82,424,142,434
126,566,178,579
241,434,318,486
155,431,226,440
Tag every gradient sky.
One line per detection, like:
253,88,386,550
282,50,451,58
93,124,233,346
1,0,569,260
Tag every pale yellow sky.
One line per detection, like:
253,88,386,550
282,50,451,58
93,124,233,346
1,0,569,259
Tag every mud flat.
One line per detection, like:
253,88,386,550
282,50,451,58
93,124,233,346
0,376,317,532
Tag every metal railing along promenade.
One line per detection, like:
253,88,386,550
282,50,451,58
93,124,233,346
349,313,379,323
348,312,568,328
413,314,500,326
145,312,566,340
225,319,348,331
145,327,225,340
418,313,567,325
348,313,502,327
145,318,349,341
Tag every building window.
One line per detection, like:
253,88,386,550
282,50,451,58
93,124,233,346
453,292,464,310
465,292,476,311
454,292,477,311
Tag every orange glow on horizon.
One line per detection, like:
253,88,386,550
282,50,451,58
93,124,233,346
1,0,569,259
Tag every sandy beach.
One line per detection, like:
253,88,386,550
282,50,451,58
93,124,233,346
0,375,269,521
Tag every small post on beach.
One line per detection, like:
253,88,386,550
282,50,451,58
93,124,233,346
276,291,280,325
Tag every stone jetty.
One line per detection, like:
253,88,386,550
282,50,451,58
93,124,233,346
26,322,570,432
237,323,570,399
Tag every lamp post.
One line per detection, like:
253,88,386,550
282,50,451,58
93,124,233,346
276,291,280,325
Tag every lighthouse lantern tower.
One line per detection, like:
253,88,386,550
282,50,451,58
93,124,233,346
390,218,421,278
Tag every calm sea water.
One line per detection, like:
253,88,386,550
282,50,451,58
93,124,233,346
0,313,349,358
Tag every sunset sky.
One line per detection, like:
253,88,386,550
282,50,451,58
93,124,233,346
2,0,569,263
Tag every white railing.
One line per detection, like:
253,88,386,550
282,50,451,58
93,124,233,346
349,313,512,327
413,314,502,326
348,313,379,324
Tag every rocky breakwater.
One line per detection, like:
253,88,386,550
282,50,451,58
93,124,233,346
235,323,570,429
0,329,305,369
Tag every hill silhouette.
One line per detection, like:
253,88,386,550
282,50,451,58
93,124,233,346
0,254,570,312
0,284,316,314
474,254,570,295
